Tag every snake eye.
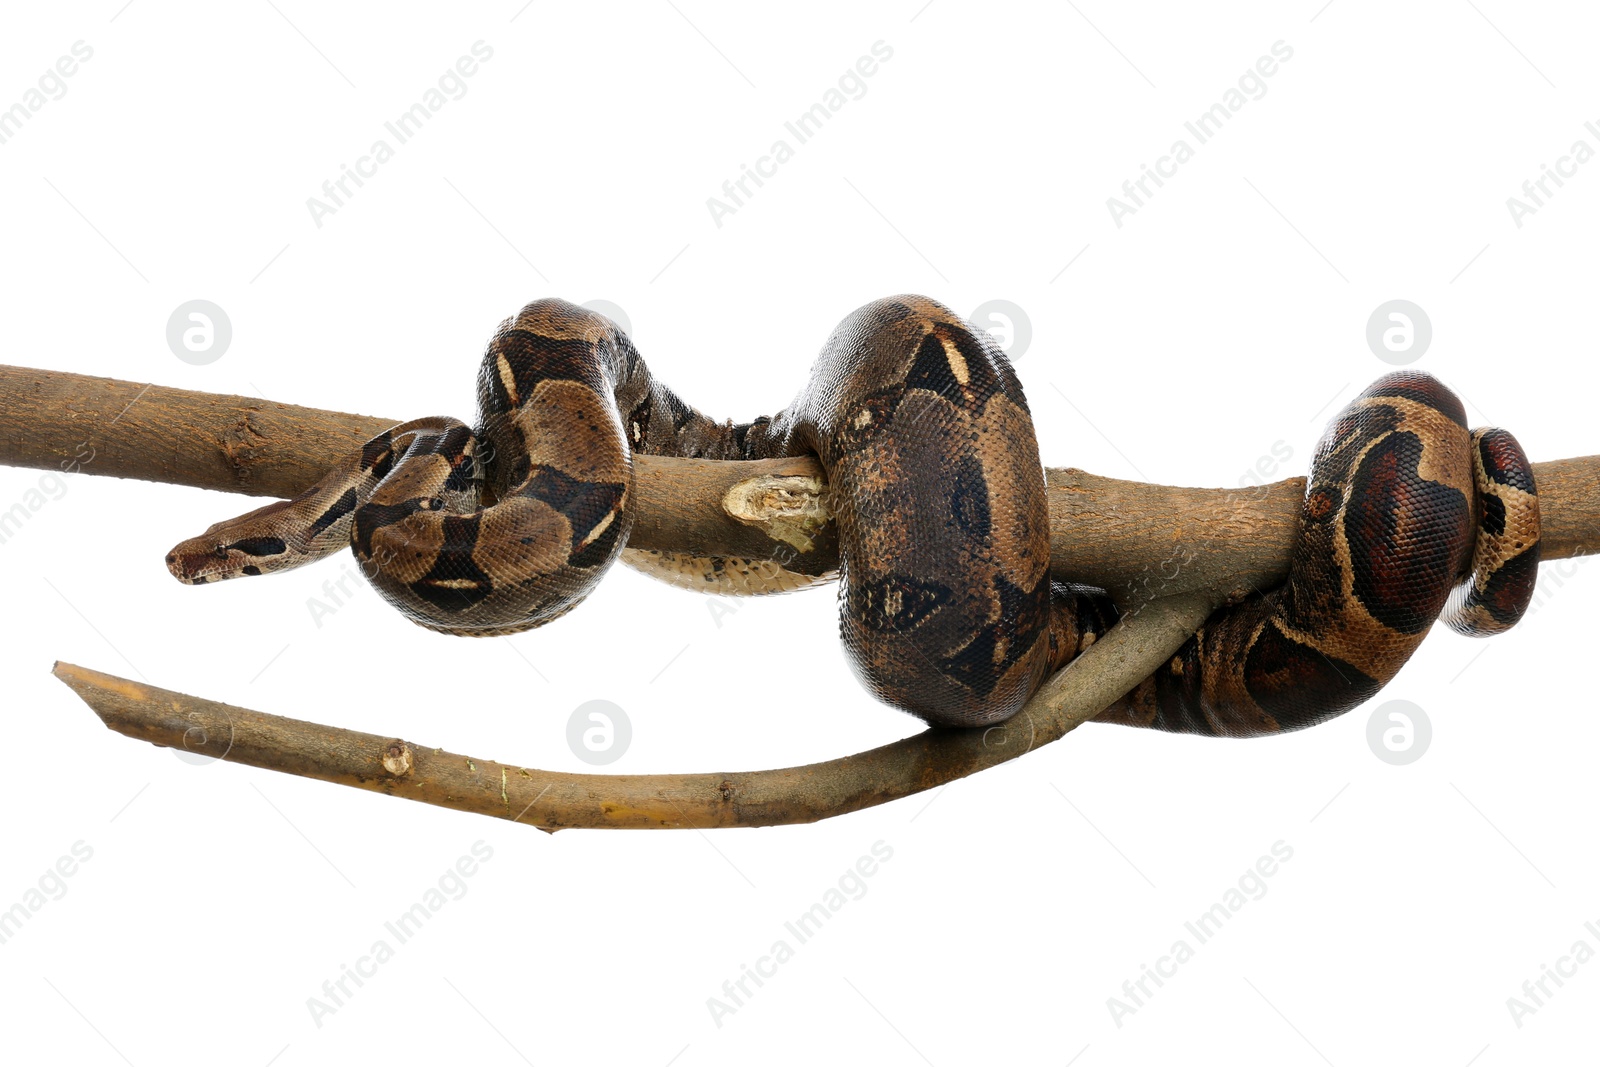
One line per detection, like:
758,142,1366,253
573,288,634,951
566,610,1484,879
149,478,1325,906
214,544,229,558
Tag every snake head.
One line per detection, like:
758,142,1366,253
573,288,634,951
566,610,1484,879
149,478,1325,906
165,533,291,584
166,497,303,584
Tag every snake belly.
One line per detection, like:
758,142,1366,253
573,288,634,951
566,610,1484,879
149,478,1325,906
167,298,1541,735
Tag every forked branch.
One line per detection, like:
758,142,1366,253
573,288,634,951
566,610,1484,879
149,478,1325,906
7,364,1599,829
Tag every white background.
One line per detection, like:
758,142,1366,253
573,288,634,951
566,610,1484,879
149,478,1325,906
1,1,1597,1063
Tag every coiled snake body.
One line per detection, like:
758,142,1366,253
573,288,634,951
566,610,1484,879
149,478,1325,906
168,297,1540,734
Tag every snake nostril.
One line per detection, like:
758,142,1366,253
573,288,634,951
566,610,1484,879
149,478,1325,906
165,554,176,565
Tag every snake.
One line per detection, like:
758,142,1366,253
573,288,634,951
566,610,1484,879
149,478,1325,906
166,296,1541,735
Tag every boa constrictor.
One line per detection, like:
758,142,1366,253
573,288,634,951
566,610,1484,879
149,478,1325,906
168,296,1541,734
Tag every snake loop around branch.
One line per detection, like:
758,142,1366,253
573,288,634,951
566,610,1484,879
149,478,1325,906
167,297,1540,734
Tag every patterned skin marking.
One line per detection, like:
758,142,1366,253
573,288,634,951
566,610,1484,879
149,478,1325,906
167,307,1540,733
848,574,952,633
1094,371,1540,737
226,536,288,557
904,323,1002,412
410,514,494,610
1362,370,1468,428
935,572,1051,702
1304,486,1339,522
619,548,828,595
1344,430,1471,635
359,433,395,469
307,488,360,539
1477,428,1536,492
769,298,1057,725
350,499,430,560
1443,427,1540,636
945,454,992,539
1240,620,1382,733
1470,546,1540,626
941,334,970,386
520,465,627,556
1481,494,1506,536
1045,582,1121,672
494,352,520,407
830,386,906,455
166,295,1062,725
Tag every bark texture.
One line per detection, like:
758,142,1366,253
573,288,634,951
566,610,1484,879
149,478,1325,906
54,593,1213,830
7,365,1594,597
10,364,1596,830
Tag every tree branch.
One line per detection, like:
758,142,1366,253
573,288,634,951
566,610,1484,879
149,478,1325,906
9,363,1598,830
53,592,1214,830
7,365,1596,600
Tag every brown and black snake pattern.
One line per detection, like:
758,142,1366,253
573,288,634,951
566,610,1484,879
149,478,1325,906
167,297,1541,734
1095,374,1540,736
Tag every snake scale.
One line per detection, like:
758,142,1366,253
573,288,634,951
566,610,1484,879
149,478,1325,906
167,296,1541,735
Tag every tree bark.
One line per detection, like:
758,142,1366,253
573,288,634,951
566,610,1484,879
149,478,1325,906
53,592,1215,830
5,365,1595,601
9,363,1598,830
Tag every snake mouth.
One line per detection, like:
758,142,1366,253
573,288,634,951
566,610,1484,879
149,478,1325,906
166,551,239,584
168,560,229,585
165,537,284,584
165,549,212,584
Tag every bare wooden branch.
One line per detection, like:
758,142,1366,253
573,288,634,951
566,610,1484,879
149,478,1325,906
12,362,1600,830
53,593,1214,830
7,365,1597,596
0,364,396,500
